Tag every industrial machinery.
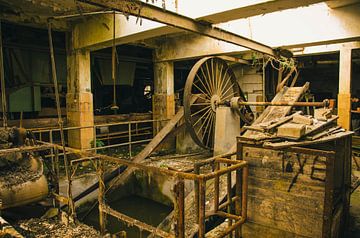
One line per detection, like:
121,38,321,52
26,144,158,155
0,127,49,209
183,56,329,150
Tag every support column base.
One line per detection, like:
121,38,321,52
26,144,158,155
66,92,94,149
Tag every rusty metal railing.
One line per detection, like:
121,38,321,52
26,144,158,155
78,152,249,238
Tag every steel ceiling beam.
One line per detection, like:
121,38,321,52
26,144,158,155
77,0,276,57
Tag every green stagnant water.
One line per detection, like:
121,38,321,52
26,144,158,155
82,195,172,237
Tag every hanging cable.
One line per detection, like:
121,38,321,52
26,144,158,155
47,21,75,218
0,21,7,128
111,11,119,112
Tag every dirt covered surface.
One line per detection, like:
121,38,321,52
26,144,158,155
14,217,100,238
0,160,41,188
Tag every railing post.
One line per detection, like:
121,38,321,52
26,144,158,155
194,164,200,222
227,161,233,237
198,178,206,238
97,158,106,235
214,161,220,213
128,122,132,158
235,143,243,238
174,179,185,238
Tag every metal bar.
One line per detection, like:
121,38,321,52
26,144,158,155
198,178,206,238
78,0,275,56
203,161,248,180
31,118,169,133
242,166,249,222
54,147,60,209
48,22,75,218
98,159,106,235
0,20,7,128
214,162,220,212
215,211,242,221
128,122,132,158
234,100,328,107
213,219,245,238
218,196,241,211
103,205,173,238
235,143,243,238
175,179,185,238
227,164,233,237
194,164,200,222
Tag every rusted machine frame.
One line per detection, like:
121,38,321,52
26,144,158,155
236,138,350,238
69,150,248,238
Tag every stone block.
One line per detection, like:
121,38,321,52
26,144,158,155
314,108,332,121
277,123,305,139
292,114,313,125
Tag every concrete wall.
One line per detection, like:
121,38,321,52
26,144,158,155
233,65,263,114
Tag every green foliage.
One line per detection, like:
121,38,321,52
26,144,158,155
90,139,105,148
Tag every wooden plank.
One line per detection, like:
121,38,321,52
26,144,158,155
263,131,354,149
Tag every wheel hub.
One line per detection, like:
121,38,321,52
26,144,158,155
210,95,221,112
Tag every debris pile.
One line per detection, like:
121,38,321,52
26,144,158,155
16,217,100,238
242,107,348,148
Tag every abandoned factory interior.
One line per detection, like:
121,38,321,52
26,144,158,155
1,0,360,237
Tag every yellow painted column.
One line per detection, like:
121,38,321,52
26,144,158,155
152,61,175,135
66,49,94,149
337,47,352,130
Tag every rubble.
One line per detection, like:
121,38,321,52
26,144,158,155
15,217,100,238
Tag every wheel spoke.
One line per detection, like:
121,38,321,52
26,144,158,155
197,110,213,138
191,105,211,117
193,107,212,127
200,65,214,95
220,74,233,96
195,74,212,97
193,81,210,98
205,62,215,95
205,113,215,147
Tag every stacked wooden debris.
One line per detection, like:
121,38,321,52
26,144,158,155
242,107,346,148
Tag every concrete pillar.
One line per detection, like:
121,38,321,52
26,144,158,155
152,61,175,134
66,48,94,149
337,47,352,130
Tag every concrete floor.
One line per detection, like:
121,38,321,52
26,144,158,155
348,171,360,237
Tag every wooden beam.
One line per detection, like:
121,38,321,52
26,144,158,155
78,0,276,56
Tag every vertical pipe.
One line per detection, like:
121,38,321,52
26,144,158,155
198,178,206,238
54,147,60,210
0,21,7,128
227,163,233,237
235,143,243,238
93,125,97,153
242,165,248,221
214,161,219,212
98,159,106,235
48,22,75,218
128,122,132,158
194,164,200,222
175,179,185,238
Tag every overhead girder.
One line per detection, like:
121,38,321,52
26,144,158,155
77,0,277,57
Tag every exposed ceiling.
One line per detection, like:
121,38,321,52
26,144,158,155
0,0,100,30
0,0,359,32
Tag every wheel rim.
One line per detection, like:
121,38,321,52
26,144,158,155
184,57,241,150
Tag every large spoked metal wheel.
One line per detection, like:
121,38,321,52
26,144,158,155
184,56,251,150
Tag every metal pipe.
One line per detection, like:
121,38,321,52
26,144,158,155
48,22,75,218
227,164,233,237
194,164,200,222
0,21,7,128
98,159,106,235
198,178,206,238
175,179,185,238
214,162,219,212
227,98,329,108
